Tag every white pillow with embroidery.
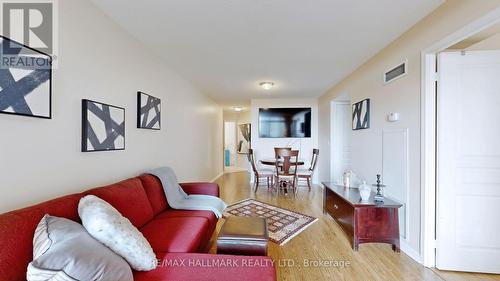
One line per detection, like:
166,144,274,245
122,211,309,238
78,195,157,271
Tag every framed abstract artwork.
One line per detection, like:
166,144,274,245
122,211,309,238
82,99,125,152
237,123,251,154
352,98,370,130
137,91,161,130
0,35,52,118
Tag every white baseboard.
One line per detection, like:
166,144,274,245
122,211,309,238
210,172,224,182
400,239,422,264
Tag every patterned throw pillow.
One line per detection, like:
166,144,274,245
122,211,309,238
78,195,157,271
27,215,133,281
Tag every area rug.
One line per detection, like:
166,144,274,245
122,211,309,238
223,199,318,245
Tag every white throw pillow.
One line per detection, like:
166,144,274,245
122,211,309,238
78,195,157,271
27,215,133,281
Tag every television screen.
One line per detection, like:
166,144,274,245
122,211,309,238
259,108,311,138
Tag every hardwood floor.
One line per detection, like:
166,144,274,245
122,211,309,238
209,171,500,281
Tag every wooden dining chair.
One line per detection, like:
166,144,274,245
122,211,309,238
298,148,319,190
274,147,292,151
273,147,291,161
248,149,274,192
274,148,299,194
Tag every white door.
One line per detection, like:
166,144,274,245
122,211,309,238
437,51,500,273
330,101,351,183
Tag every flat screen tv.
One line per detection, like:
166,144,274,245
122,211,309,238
259,108,311,138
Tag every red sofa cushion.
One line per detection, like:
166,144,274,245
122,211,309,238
138,174,169,215
0,194,83,281
84,178,154,228
140,217,208,253
155,210,217,228
134,252,276,281
155,210,218,251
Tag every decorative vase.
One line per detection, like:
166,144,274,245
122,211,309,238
359,181,371,202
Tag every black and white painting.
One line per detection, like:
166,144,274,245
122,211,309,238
352,98,370,130
82,99,125,152
137,91,161,130
0,36,52,118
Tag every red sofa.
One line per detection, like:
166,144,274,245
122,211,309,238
0,174,276,281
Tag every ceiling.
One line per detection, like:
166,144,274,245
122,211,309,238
91,0,444,107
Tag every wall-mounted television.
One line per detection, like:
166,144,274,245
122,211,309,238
259,108,311,138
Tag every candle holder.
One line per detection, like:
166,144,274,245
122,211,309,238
372,174,385,203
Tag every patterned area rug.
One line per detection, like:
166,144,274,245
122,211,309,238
223,199,318,245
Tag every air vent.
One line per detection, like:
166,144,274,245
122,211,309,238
384,60,407,84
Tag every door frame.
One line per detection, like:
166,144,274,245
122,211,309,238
420,6,500,267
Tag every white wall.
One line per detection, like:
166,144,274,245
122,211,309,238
318,0,500,260
0,0,223,213
251,98,319,183
467,32,500,50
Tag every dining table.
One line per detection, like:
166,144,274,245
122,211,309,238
259,159,305,194
259,159,306,166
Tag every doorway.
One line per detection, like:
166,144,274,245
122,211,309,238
330,94,352,183
421,8,500,272
223,109,252,173
224,121,237,170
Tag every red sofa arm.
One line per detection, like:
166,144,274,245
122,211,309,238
179,182,220,197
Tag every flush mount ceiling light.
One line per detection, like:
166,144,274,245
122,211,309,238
259,82,275,90
234,107,243,112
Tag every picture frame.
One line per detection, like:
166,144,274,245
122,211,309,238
352,98,370,130
237,123,251,154
137,91,161,130
0,35,52,119
82,99,125,152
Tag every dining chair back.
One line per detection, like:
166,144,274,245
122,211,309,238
248,149,274,192
298,148,319,190
248,148,258,174
274,147,292,151
274,147,292,160
274,148,299,193
309,149,320,172
277,149,299,176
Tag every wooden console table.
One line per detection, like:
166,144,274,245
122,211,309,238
322,182,402,252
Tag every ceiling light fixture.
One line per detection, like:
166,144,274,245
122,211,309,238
234,107,243,112
259,82,275,90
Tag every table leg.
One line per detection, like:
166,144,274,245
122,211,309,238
392,243,400,253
